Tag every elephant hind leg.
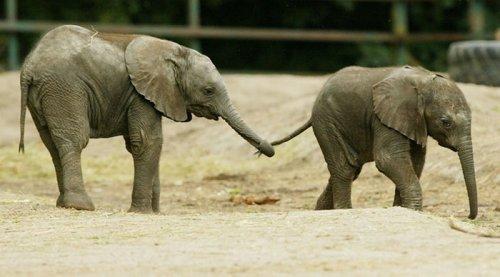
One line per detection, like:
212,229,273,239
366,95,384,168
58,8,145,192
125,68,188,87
329,164,359,209
315,182,333,210
313,124,359,210
41,91,94,211
393,188,402,206
316,174,357,210
36,126,64,204
316,165,361,210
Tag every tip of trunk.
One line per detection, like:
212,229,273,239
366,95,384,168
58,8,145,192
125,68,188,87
220,107,275,157
468,209,477,220
257,141,275,157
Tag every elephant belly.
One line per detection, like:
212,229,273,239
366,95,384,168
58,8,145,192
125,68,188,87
88,86,137,138
330,100,374,164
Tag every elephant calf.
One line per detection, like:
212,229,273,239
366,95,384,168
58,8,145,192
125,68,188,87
19,25,274,213
272,66,478,219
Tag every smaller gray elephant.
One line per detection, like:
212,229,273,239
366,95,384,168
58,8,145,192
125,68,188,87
19,25,274,213
271,66,478,219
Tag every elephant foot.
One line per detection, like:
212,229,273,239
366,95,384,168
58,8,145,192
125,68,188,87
57,192,95,211
152,197,160,214
401,201,423,211
404,205,423,211
128,204,154,214
315,199,334,210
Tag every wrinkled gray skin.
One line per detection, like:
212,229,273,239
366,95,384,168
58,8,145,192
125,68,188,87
19,25,274,213
272,66,477,219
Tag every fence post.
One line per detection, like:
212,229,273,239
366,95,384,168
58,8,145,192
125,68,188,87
187,0,201,51
392,0,408,65
6,0,19,70
468,0,485,39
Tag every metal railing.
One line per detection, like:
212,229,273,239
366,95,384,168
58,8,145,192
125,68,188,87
1,0,491,70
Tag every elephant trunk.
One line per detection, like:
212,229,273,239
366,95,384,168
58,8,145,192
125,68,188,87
219,101,274,157
457,135,478,219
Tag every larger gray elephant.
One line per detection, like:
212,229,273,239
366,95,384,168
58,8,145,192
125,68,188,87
19,25,274,213
272,66,478,219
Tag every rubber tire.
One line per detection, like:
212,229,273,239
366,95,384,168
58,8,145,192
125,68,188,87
448,41,500,87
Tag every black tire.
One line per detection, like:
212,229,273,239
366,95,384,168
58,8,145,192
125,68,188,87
448,41,500,87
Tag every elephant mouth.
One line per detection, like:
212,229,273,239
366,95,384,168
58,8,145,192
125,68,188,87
188,105,219,121
437,140,458,152
207,113,219,121
431,133,458,152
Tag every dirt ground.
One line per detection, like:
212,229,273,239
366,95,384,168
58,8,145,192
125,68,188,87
0,71,499,275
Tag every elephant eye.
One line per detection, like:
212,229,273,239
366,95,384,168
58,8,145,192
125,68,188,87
440,118,453,128
203,87,214,96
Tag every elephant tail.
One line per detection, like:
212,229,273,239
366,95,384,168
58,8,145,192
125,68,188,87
19,76,31,153
271,118,312,146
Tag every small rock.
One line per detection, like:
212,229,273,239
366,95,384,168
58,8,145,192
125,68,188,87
229,195,280,205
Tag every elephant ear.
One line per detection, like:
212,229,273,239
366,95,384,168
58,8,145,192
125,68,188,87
372,67,427,146
125,36,190,122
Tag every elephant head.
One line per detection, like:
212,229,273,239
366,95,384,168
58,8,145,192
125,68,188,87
124,36,274,157
373,66,477,219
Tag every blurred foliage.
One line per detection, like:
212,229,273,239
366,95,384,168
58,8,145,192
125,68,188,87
0,0,498,72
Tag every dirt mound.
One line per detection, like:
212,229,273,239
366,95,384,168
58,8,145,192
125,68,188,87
1,191,498,275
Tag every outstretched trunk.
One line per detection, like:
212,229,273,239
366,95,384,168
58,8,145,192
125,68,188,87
219,101,274,157
457,136,478,219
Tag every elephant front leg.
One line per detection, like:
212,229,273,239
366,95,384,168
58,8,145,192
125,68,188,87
393,143,426,207
152,170,160,213
393,188,402,206
125,104,163,214
127,139,162,214
377,157,422,210
374,130,423,210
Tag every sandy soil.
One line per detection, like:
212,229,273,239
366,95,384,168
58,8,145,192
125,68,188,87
0,71,499,275
1,194,499,275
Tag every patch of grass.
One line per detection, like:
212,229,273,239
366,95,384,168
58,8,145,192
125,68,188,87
226,188,242,197
0,142,133,185
0,142,55,183
0,141,295,186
